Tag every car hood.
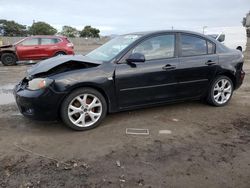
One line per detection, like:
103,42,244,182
27,55,102,76
0,44,14,49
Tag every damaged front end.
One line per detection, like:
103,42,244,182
0,44,15,55
14,55,103,120
0,44,14,49
27,55,102,76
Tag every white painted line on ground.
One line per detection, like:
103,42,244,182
126,128,149,135
159,130,172,134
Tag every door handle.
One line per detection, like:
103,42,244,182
162,64,176,70
205,60,216,66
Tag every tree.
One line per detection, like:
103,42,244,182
80,26,100,38
0,19,27,36
29,21,57,35
242,11,250,27
60,25,79,38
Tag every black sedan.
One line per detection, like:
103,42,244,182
14,30,245,130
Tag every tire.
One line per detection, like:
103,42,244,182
54,51,66,56
60,88,107,131
236,46,242,51
207,76,234,107
1,53,17,66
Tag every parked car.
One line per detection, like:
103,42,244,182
206,27,247,51
14,30,245,131
0,35,74,66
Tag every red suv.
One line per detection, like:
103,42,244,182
0,36,74,66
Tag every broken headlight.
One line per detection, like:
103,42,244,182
27,78,54,90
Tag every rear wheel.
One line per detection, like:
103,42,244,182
54,51,66,56
60,88,107,131
207,76,233,106
1,53,17,66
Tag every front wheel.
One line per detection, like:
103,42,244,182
1,53,17,66
207,76,234,107
60,88,107,131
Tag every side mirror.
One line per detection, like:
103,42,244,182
218,34,225,42
126,53,145,64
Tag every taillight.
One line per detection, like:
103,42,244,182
67,43,74,49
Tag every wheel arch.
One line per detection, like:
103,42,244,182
54,50,67,56
217,71,236,89
57,83,112,118
0,50,18,59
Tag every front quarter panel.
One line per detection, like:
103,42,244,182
49,64,118,112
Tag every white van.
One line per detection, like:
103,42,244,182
205,26,247,51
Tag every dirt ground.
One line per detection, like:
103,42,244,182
0,56,250,188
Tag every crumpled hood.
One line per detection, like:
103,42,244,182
27,55,102,76
0,44,13,49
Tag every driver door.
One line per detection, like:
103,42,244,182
16,38,40,60
115,34,179,109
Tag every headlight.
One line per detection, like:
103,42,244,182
27,78,54,90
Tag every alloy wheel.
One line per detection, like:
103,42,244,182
68,94,102,127
213,78,232,105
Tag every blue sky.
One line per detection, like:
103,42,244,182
0,0,249,35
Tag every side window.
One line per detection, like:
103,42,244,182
207,41,215,54
133,35,175,61
21,38,39,46
181,34,207,56
54,38,61,43
41,38,60,45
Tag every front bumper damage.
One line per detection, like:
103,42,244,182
13,78,65,121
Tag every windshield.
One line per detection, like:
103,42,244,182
14,37,27,45
86,34,142,61
207,34,219,40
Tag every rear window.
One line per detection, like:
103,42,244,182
41,38,61,45
181,34,215,56
181,35,207,56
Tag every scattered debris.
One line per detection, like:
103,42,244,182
119,175,126,183
13,142,70,166
116,160,121,167
172,118,179,122
159,130,172,134
24,182,33,188
126,128,149,135
137,179,145,186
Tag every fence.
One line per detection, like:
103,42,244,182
0,36,110,54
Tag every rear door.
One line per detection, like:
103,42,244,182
115,34,179,109
39,38,61,58
176,33,219,98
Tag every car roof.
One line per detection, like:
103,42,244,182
127,30,221,44
28,35,66,39
128,30,206,37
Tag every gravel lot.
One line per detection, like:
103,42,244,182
0,54,250,187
